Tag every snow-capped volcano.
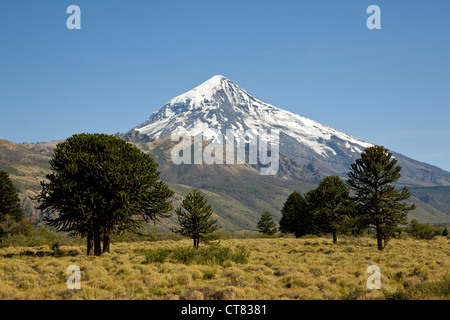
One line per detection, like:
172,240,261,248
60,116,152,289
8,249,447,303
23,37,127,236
135,75,373,174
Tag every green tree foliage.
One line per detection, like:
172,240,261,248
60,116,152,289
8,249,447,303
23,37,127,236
256,211,277,236
279,177,353,241
279,191,313,237
406,219,440,240
443,228,449,237
0,170,24,240
307,176,350,243
345,215,366,237
35,133,174,255
171,189,218,248
347,145,415,250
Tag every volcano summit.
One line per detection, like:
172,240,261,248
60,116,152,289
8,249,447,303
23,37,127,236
134,75,450,186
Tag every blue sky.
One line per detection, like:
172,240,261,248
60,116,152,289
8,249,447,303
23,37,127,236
1,0,449,171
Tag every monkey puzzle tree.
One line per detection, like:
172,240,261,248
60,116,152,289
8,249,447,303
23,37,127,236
0,170,24,240
279,191,314,237
256,211,277,236
171,189,218,248
35,133,174,255
347,145,415,250
307,176,350,243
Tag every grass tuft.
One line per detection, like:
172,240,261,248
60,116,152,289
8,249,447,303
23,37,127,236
0,237,448,300
139,245,250,266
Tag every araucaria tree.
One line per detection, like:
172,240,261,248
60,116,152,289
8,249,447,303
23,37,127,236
0,170,24,240
347,145,415,250
171,189,218,248
307,176,350,243
35,133,174,256
256,211,277,236
279,191,313,237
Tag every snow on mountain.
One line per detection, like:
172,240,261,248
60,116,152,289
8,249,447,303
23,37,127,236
133,76,450,185
135,75,372,167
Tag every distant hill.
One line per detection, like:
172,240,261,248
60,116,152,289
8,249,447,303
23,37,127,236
409,186,450,219
0,139,51,221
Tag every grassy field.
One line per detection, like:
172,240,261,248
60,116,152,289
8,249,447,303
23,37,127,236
0,236,449,300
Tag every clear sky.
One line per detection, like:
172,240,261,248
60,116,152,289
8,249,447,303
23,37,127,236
1,0,449,172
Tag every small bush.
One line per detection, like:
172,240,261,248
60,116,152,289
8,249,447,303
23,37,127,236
0,227,82,248
383,288,413,300
202,268,218,280
300,234,318,239
341,287,368,300
406,220,440,240
231,246,250,264
142,249,171,263
384,275,450,300
426,275,450,297
140,245,250,266
171,247,199,264
51,242,62,257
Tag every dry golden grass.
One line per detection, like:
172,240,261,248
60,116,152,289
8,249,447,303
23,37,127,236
0,237,448,300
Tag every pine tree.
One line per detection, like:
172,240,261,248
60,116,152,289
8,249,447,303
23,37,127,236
171,189,218,248
307,176,350,243
256,211,277,236
0,170,24,240
35,133,174,255
279,191,313,237
347,145,415,250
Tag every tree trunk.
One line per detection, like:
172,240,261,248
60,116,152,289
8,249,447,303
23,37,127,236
93,222,102,256
102,228,110,253
87,229,93,255
332,232,337,243
376,227,384,251
193,234,200,248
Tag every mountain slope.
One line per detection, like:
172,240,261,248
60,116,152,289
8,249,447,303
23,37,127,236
119,134,450,225
409,186,450,216
115,134,319,230
134,75,450,186
0,139,52,221
1,137,319,230
1,135,449,229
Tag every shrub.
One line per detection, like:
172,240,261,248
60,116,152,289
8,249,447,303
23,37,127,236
231,246,250,264
171,247,199,264
0,227,82,248
384,275,450,299
51,242,62,257
142,249,171,263
140,245,250,266
425,275,450,297
300,234,318,239
202,268,218,280
383,288,413,300
406,220,440,240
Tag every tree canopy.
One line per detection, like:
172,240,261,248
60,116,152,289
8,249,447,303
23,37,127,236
307,176,350,243
278,146,415,250
347,145,415,250
0,170,24,240
279,177,352,240
171,189,218,248
279,191,312,237
35,133,174,255
256,211,277,236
